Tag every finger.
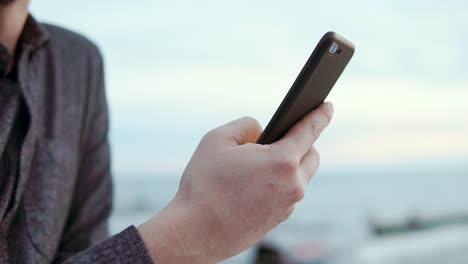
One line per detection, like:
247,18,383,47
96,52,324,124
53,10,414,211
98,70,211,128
216,116,263,145
274,102,333,158
299,147,320,184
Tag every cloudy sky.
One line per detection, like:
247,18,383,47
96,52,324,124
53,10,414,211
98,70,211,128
31,0,468,176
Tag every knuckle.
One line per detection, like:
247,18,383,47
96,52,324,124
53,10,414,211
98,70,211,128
243,116,261,128
239,116,262,132
278,156,299,175
290,184,305,202
203,128,221,141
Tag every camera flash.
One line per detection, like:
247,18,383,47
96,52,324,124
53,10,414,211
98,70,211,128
328,42,340,55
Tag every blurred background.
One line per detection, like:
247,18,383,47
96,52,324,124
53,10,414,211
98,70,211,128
32,1,468,263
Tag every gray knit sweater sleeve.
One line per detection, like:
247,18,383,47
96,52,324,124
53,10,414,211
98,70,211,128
63,226,154,264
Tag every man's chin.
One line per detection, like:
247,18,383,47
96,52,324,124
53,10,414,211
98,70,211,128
0,0,16,5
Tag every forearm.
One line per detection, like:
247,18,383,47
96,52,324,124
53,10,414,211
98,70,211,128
137,199,217,264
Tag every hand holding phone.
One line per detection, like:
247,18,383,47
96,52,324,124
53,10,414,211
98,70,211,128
257,32,354,144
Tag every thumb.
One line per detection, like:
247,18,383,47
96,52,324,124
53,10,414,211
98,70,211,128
218,116,263,145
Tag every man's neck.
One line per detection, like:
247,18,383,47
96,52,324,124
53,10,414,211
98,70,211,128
0,0,30,71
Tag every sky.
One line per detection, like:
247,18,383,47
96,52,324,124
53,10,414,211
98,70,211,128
30,0,468,177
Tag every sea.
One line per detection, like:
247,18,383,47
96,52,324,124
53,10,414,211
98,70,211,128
110,163,468,264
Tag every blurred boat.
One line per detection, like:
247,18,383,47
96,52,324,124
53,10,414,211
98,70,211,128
369,211,468,237
356,211,468,263
356,225,468,264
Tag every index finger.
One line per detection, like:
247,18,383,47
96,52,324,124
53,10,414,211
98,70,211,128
273,102,334,158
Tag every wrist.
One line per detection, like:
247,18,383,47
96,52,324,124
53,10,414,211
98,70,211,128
137,200,216,264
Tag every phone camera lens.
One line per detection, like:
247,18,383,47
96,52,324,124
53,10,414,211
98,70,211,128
328,42,341,55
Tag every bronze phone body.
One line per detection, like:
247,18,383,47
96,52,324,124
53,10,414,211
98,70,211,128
257,32,355,144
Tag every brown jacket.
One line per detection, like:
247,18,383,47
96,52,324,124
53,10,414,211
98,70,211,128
0,15,153,263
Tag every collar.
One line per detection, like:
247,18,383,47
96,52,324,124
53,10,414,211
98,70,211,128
0,14,49,77
21,14,50,52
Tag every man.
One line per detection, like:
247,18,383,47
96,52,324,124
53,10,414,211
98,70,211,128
0,0,334,263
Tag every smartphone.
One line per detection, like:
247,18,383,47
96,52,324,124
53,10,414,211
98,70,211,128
257,31,354,144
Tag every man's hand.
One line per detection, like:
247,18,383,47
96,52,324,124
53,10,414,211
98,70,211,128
138,103,334,264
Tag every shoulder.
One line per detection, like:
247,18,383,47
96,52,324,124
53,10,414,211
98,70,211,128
42,23,104,74
36,24,108,122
